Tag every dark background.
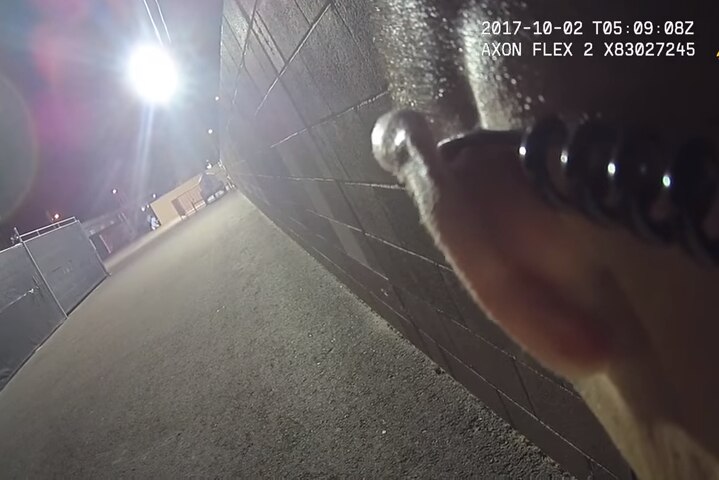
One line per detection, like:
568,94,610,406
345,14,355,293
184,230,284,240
0,0,223,239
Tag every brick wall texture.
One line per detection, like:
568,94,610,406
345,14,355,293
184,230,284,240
219,2,632,478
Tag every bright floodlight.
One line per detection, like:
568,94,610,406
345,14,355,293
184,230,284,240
53,213,60,221
128,45,179,105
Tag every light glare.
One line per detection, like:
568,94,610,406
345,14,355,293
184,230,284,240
607,162,617,176
128,45,179,105
662,174,672,189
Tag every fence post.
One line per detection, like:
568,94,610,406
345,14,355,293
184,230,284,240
15,227,67,319
79,222,110,277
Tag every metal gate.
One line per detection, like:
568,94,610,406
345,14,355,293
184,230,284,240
22,220,108,313
0,218,107,390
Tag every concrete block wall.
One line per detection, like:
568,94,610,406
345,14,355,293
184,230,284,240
219,1,631,478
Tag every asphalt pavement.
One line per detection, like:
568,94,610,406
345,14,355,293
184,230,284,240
0,192,570,478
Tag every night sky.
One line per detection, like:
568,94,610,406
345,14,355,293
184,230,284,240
0,0,223,239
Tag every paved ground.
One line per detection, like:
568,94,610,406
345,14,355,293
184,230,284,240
0,193,570,479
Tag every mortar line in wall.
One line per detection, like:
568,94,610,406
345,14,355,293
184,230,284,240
269,130,303,148
228,66,243,110
362,232,447,269
219,16,245,93
292,0,312,24
296,210,394,282
392,279,513,360
222,7,400,260
512,357,581,399
496,388,607,474
438,345,598,467
237,173,440,267
355,90,392,110
224,0,261,101
337,179,403,190
236,2,350,179
305,209,363,233
244,14,285,106
331,0,389,90
220,16,246,67
286,182,367,235
266,90,391,149
253,0,333,117
433,262,585,400
236,70,265,116
250,14,290,80
290,176,402,190
444,345,519,420
241,0,259,66
314,92,393,237
224,38,267,120
407,268,600,406
512,358,539,417
234,172,401,190
335,176,365,237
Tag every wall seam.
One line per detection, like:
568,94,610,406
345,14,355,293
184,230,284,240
268,90,390,149
498,391,617,478
253,0,333,117
234,172,399,189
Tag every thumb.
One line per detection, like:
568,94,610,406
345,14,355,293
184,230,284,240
371,110,449,220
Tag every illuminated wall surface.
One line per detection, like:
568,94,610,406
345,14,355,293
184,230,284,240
219,2,631,478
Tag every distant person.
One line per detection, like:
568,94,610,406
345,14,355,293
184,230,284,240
147,214,159,231
371,2,718,479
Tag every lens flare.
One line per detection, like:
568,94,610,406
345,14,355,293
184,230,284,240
0,76,39,222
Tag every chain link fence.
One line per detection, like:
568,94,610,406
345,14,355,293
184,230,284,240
0,219,107,390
